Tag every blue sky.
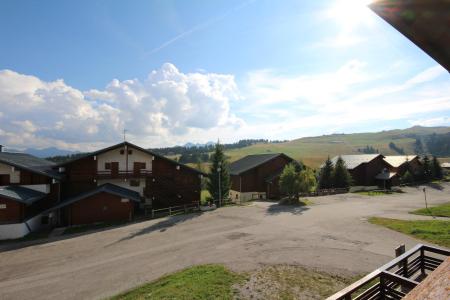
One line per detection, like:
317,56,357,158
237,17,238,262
0,0,449,150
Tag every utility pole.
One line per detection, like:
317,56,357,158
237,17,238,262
218,161,222,207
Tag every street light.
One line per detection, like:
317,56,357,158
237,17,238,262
218,162,222,207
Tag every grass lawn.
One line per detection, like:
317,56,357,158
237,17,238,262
411,202,450,218
110,264,246,300
369,217,450,248
111,264,358,300
355,190,401,196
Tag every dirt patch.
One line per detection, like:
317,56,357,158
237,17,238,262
234,265,358,300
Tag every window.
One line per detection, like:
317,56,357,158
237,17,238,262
130,179,140,187
235,194,238,199
105,162,111,169
128,149,133,155
120,149,124,155
0,204,6,209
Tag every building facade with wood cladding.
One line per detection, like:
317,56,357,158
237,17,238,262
229,153,295,202
330,154,423,187
0,148,61,239
55,142,204,217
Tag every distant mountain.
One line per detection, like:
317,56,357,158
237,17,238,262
24,147,78,158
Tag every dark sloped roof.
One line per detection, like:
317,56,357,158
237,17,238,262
0,152,61,179
47,183,140,212
330,154,383,169
0,186,46,205
57,141,206,176
229,153,293,175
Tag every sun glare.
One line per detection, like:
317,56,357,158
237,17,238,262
327,0,375,29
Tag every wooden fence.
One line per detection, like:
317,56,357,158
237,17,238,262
145,203,200,219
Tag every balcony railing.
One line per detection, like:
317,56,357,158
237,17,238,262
96,169,152,179
327,244,449,300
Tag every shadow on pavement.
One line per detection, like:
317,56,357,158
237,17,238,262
265,203,310,216
109,212,202,245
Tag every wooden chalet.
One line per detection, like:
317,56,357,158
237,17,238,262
54,141,205,221
229,153,294,202
383,155,421,177
0,148,61,239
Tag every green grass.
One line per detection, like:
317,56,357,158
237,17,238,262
411,202,450,218
355,190,401,196
369,217,450,248
110,264,246,300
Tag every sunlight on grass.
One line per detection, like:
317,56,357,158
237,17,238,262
411,202,450,218
369,217,450,248
110,265,246,300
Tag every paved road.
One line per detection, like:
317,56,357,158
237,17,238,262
0,184,448,300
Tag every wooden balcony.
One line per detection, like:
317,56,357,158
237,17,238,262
327,244,449,300
96,169,152,180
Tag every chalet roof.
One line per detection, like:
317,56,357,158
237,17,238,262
0,186,46,205
56,141,206,176
46,183,140,212
229,153,292,175
330,154,383,170
383,155,418,168
0,152,61,179
370,0,450,71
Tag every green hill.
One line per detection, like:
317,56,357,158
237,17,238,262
224,126,450,168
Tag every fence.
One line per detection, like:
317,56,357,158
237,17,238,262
327,244,450,300
299,188,348,197
145,203,200,219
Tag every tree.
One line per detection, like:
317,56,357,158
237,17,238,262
298,168,317,194
279,164,300,203
400,170,414,185
318,157,334,189
432,156,443,180
422,155,433,182
332,156,352,188
207,142,230,204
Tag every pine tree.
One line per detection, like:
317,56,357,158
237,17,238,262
318,156,334,189
432,156,443,180
422,155,433,182
207,142,230,205
332,156,352,188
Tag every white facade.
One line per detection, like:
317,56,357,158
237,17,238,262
0,212,55,240
230,190,266,204
97,146,153,173
0,162,20,183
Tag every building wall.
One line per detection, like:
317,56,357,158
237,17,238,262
350,156,391,186
97,178,145,197
61,156,97,198
97,146,153,173
230,190,265,203
232,155,292,193
0,197,24,224
0,162,20,184
65,192,134,225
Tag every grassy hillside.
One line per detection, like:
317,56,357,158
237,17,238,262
224,126,450,168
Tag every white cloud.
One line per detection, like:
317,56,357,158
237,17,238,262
409,117,450,127
237,62,450,140
0,64,240,150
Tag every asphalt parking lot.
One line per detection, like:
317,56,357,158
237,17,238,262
0,183,448,300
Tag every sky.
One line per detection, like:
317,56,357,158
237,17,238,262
0,0,449,151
